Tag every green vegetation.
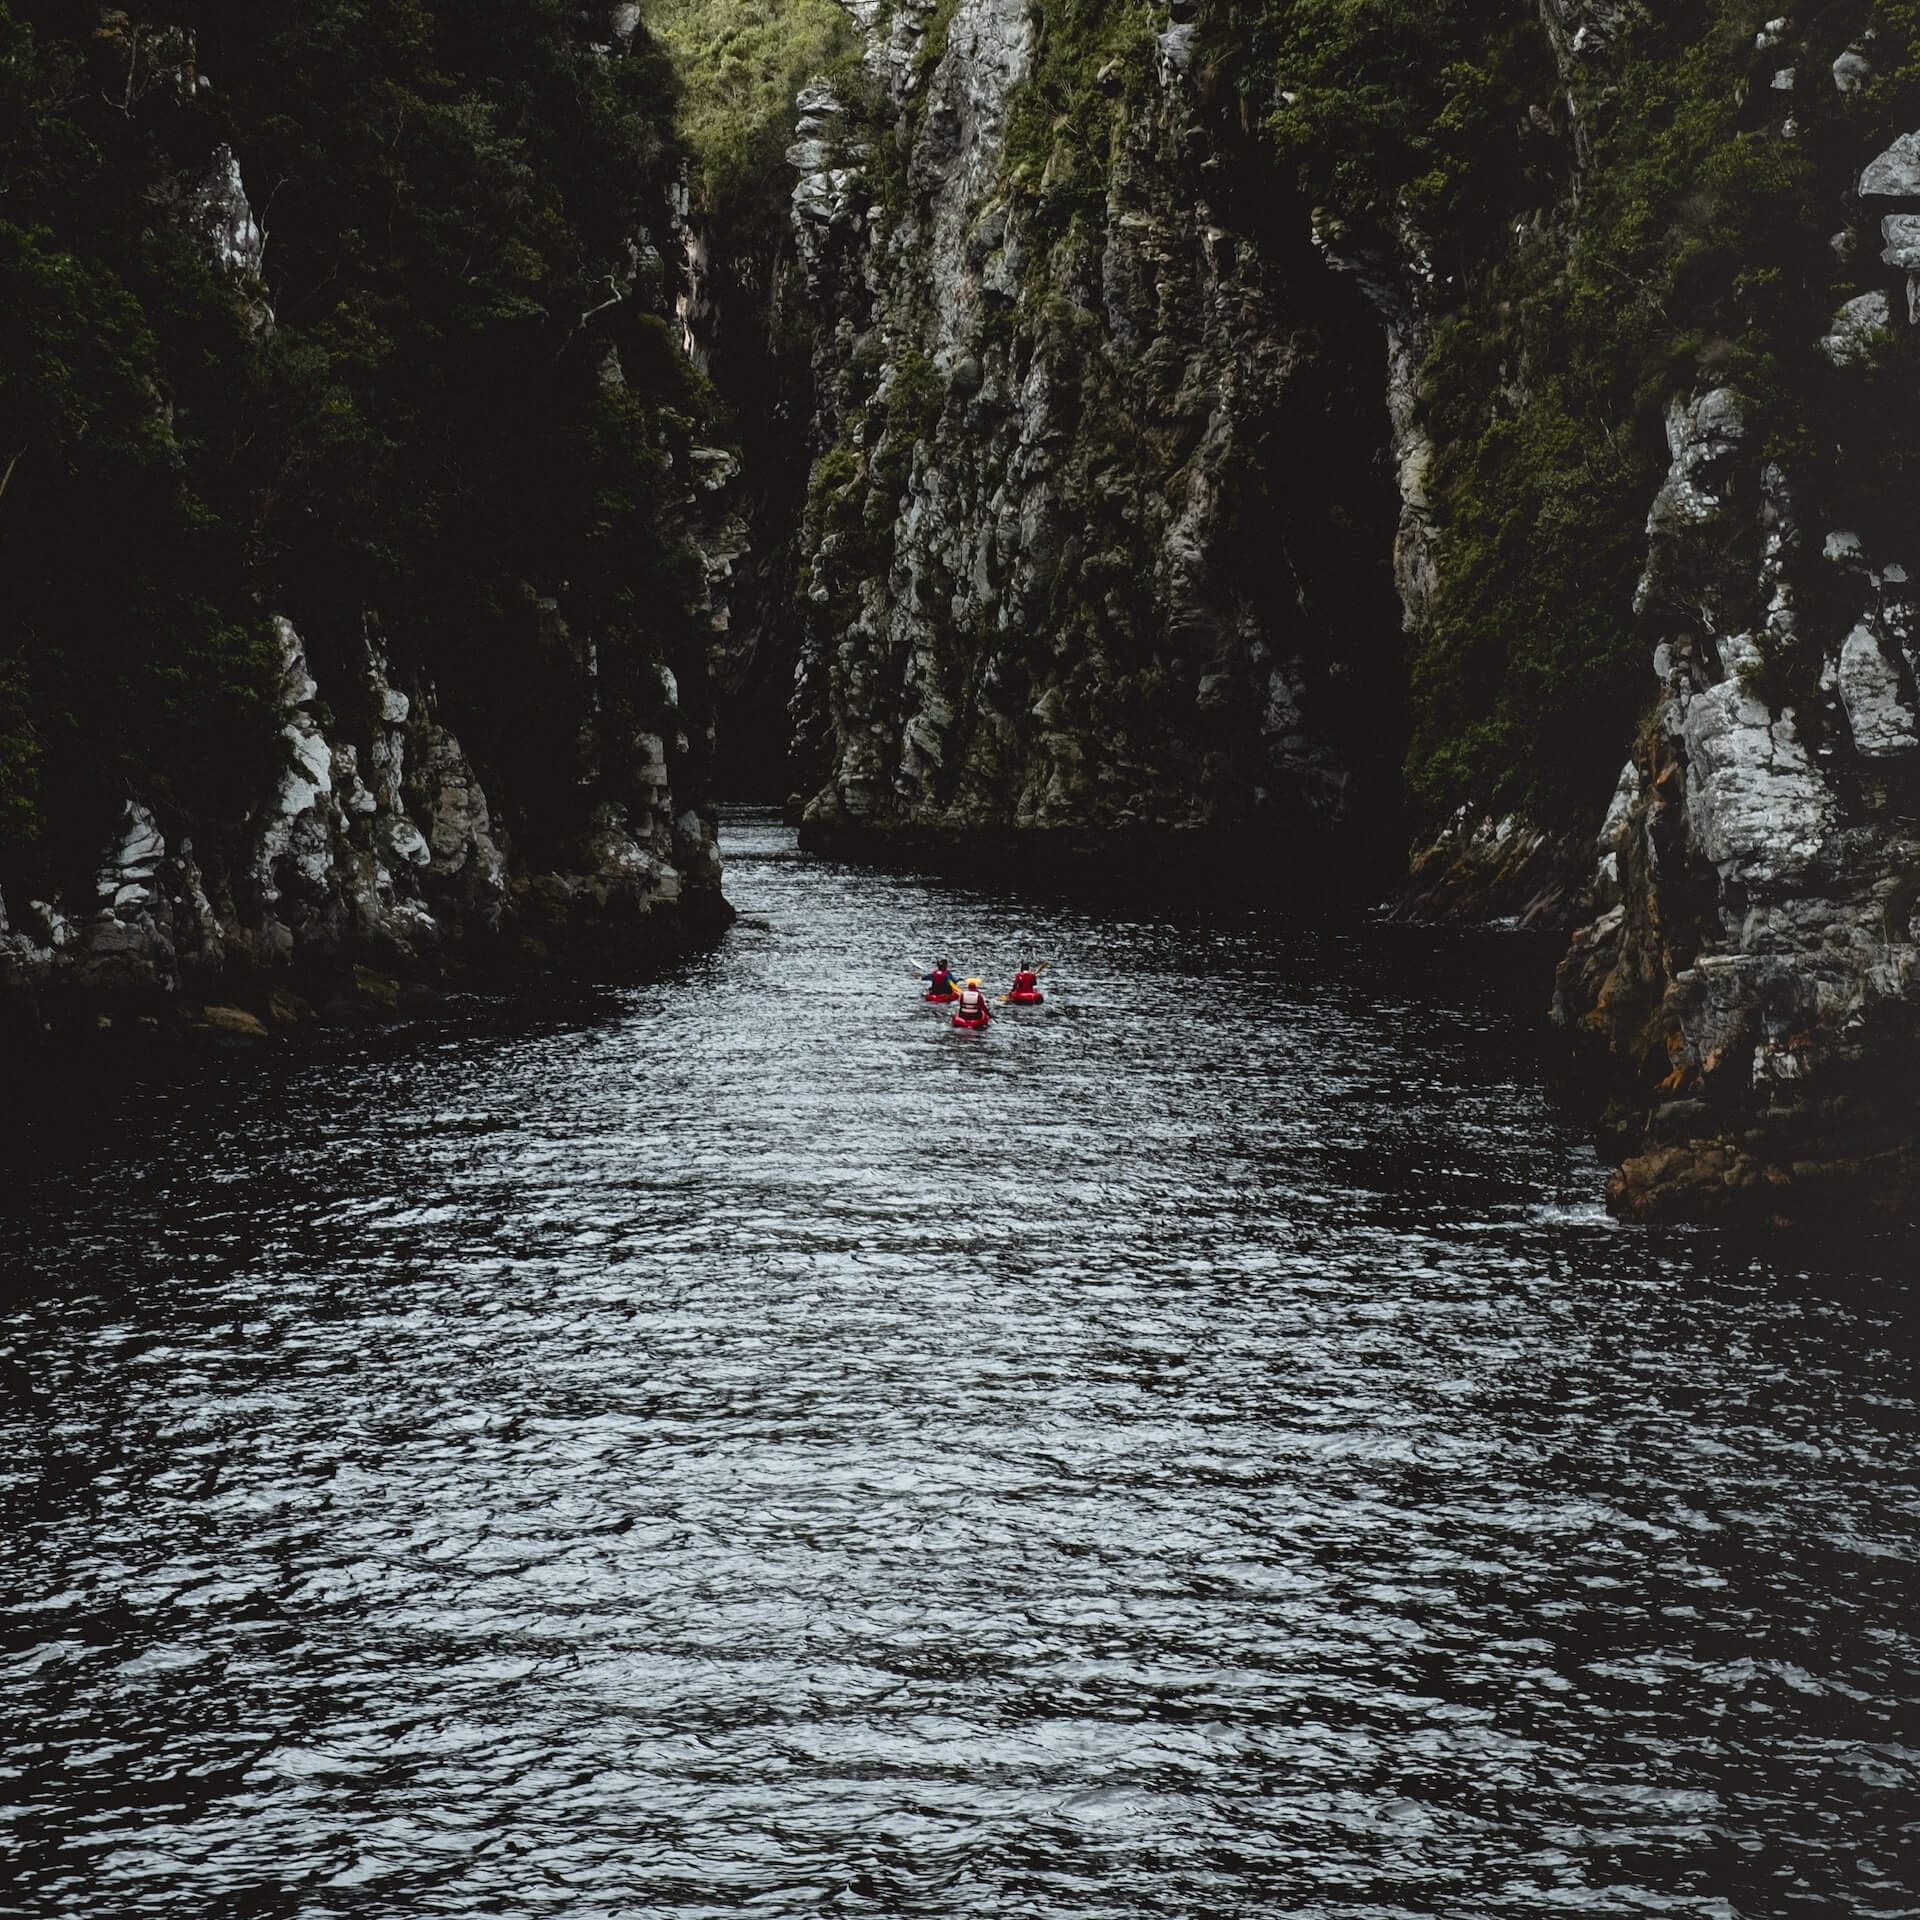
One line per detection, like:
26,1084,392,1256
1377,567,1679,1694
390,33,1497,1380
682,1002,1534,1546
0,0,716,898
1234,0,1905,825
640,0,856,238
1261,0,1544,259
1001,0,1158,255
0,7,283,876
17,0,1914,866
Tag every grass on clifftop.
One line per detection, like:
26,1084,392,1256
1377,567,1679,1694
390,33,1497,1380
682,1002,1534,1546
640,0,856,229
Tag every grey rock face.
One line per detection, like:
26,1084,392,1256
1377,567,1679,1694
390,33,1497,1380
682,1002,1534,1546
1881,214,1920,269
1676,633,1834,891
1860,131,1920,199
1820,289,1892,363
1470,14,1920,1216
189,143,272,330
1556,386,1920,1214
1837,626,1920,757
1646,388,1746,537
1833,48,1873,93
784,0,1402,879
1,580,728,1026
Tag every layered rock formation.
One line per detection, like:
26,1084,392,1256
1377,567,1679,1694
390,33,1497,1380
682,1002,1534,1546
1377,6,1920,1219
777,0,1406,890
739,0,1920,1214
1431,8,1919,1219
0,4,737,1047
0,598,729,1047
1557,321,1920,1220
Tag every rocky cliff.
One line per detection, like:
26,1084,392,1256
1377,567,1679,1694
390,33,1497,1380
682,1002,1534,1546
0,593,730,1049
774,0,1407,891
0,2,736,1048
709,0,1920,1217
1452,1,1920,1221
1554,167,1920,1221
17,0,1920,1217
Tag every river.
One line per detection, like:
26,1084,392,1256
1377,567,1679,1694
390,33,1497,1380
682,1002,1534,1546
2,810,1915,1918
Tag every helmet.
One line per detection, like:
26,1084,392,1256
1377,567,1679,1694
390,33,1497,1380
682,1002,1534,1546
966,978,980,988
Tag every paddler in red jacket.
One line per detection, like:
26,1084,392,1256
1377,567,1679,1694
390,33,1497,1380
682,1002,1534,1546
1008,961,1041,999
919,958,959,1000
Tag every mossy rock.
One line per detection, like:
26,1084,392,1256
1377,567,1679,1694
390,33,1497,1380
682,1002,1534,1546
199,1004,270,1043
348,965,401,1011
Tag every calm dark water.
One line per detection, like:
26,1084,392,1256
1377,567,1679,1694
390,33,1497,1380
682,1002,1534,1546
2,812,1917,1919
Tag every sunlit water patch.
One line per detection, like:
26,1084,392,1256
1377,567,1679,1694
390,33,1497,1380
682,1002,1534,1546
2,811,1915,1917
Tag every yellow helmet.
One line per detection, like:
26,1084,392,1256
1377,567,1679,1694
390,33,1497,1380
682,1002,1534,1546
966,978,980,988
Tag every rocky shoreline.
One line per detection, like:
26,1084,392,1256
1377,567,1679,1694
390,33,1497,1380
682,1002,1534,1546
1,615,733,1063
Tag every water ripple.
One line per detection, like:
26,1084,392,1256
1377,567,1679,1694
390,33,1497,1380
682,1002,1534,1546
2,812,1916,1917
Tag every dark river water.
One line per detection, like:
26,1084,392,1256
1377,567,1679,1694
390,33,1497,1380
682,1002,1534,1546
2,811,1917,1919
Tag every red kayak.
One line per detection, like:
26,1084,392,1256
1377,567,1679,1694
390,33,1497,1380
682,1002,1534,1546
924,990,960,1003
951,1012,990,1030
1005,989,1044,1004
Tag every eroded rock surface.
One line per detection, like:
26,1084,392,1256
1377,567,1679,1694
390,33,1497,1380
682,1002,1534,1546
780,0,1404,888
1555,386,1920,1220
1,603,730,1042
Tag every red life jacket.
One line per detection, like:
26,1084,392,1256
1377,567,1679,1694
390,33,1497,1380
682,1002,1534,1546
1012,970,1038,993
957,988,988,1019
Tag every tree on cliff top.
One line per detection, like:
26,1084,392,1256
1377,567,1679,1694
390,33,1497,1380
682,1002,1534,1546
0,0,714,897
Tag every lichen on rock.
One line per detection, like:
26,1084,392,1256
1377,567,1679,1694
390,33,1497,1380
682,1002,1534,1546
777,0,1406,887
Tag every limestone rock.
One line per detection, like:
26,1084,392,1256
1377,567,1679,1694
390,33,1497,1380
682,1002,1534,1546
1679,635,1834,890
1820,290,1892,364
1833,48,1873,94
412,724,506,901
1861,132,1920,199
1881,213,1920,268
1647,388,1744,535
97,803,167,912
1837,624,1919,756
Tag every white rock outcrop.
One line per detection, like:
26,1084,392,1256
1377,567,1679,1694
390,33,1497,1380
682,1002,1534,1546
1677,634,1834,891
1820,290,1892,364
1860,132,1920,198
1837,624,1920,756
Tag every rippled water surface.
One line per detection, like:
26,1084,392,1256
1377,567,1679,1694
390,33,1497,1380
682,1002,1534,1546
3,812,1917,1919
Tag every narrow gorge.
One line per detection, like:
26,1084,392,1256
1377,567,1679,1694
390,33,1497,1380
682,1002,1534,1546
8,0,1920,1223
688,0,1920,1222
5,11,1920,1907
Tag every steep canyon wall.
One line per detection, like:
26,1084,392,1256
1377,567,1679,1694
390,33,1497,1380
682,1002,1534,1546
0,2,737,1048
701,0,1920,1216
774,0,1409,891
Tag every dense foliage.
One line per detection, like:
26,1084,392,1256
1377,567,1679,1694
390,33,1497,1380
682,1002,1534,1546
1233,0,1920,826
0,0,711,898
641,0,852,243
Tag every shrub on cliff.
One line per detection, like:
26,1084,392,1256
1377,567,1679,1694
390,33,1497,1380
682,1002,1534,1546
640,0,853,245
1243,0,1884,827
0,0,717,900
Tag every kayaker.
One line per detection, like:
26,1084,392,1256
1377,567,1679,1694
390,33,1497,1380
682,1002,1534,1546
920,958,958,999
1009,961,1041,998
955,978,991,1025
